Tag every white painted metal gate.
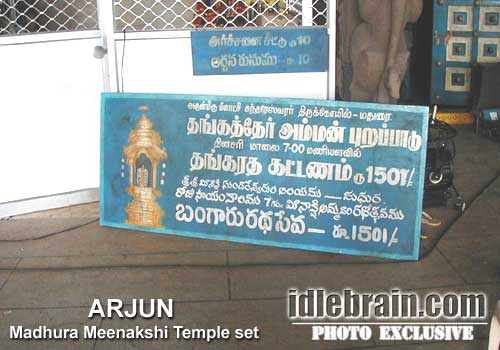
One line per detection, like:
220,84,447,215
0,0,335,216
0,0,104,215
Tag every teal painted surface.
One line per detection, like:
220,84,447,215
431,0,500,106
101,93,428,260
482,108,500,121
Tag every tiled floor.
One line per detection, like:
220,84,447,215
0,127,499,349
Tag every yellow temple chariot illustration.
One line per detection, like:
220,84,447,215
123,106,167,228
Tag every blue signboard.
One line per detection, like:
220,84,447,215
101,93,428,260
191,28,328,75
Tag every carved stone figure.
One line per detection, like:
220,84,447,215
339,0,423,103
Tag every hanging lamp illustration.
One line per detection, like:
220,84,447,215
123,106,167,228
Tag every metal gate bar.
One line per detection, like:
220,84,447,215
0,0,98,35
113,0,327,32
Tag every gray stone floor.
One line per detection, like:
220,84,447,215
0,126,499,349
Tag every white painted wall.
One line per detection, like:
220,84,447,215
114,33,328,99
0,28,329,214
0,33,103,204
